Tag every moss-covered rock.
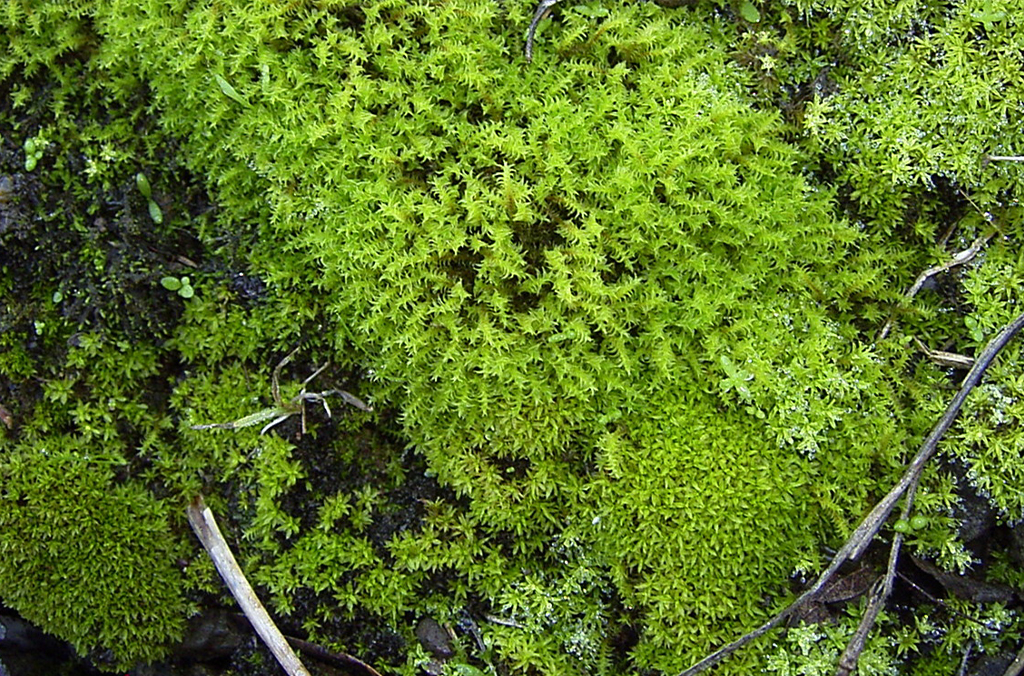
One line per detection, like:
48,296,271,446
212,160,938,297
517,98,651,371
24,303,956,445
0,436,188,669
4,0,1023,673
80,0,908,668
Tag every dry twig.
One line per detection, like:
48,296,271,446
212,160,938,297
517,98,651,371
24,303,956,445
187,495,312,676
525,0,560,61
878,234,993,341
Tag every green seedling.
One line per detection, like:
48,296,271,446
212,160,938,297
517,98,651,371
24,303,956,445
23,137,45,171
136,172,152,198
148,199,164,224
574,3,609,18
738,0,760,22
971,0,1006,29
137,172,163,223
214,73,249,106
719,355,754,400
161,275,195,298
965,316,986,342
191,348,372,435
893,515,928,534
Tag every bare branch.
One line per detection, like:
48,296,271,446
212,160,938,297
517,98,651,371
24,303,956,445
879,234,992,341
525,0,560,62
186,496,312,676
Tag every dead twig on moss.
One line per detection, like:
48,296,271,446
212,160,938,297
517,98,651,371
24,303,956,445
1003,645,1024,676
913,336,975,369
836,483,914,676
284,634,384,676
525,0,560,62
878,234,993,341
186,495,312,676
678,309,1024,676
191,348,372,436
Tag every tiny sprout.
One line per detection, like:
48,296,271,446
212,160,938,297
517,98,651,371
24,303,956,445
161,275,195,298
148,199,164,224
136,172,162,222
214,73,249,106
23,137,45,172
910,515,928,530
965,316,985,342
575,3,609,18
136,172,152,198
738,0,761,23
893,519,911,534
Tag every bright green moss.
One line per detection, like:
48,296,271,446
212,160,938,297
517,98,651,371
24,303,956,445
941,238,1024,520
79,0,909,668
784,0,1024,226
0,435,187,669
12,0,1023,673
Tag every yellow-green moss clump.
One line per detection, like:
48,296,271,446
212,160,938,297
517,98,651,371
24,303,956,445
0,339,188,670
82,0,908,669
15,0,1024,673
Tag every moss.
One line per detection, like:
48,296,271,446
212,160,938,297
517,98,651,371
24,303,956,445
4,0,1024,673
75,0,913,669
0,436,188,669
0,20,208,666
0,331,191,670
938,236,1024,521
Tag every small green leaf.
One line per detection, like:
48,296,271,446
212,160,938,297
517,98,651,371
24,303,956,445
25,155,37,172
148,199,163,224
24,138,36,154
576,3,609,18
965,316,985,342
971,0,1005,28
910,515,928,530
161,277,182,291
179,284,195,299
893,519,910,534
451,665,488,676
214,73,249,106
136,172,152,198
52,290,63,303
739,0,760,22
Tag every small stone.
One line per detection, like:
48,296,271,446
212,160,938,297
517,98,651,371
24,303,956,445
415,617,455,660
0,175,14,203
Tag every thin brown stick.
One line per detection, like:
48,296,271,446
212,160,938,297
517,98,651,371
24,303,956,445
678,309,1024,676
895,571,996,629
285,634,384,676
525,0,559,61
956,642,973,676
835,482,916,676
187,495,312,676
878,234,992,341
1003,645,1024,676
